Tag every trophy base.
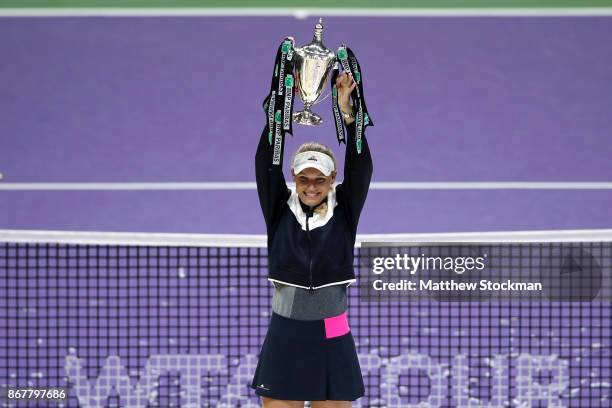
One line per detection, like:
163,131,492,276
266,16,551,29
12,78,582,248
293,110,323,126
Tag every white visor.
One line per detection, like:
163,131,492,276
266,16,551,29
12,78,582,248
292,151,335,177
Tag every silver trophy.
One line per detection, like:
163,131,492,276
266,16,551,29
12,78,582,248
292,18,337,126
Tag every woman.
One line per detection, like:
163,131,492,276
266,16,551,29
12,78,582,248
251,71,372,408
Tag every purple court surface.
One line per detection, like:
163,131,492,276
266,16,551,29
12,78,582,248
1,16,611,234
1,15,612,408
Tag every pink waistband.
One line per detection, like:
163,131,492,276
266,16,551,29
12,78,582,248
324,311,350,339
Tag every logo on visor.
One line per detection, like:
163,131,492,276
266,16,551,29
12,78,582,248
308,156,318,161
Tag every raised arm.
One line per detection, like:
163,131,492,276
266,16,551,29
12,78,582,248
255,124,290,233
337,120,373,231
334,72,373,231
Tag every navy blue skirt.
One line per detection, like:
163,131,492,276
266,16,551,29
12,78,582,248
250,311,365,401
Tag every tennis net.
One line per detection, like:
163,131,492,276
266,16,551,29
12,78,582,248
1,229,611,407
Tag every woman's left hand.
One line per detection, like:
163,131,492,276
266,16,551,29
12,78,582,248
335,71,357,113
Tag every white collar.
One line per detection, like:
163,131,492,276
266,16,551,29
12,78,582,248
287,185,337,231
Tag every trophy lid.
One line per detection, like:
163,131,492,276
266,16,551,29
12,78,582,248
296,18,335,60
313,18,323,42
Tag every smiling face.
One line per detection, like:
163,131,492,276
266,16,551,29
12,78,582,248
293,167,337,207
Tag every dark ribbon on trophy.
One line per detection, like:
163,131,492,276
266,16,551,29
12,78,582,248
262,37,296,166
331,45,373,154
330,68,346,145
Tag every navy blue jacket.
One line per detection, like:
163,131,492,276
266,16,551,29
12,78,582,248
255,121,373,290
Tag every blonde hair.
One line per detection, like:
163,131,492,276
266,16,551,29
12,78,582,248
292,142,337,217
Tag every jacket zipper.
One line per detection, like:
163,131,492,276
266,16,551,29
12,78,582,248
306,209,314,294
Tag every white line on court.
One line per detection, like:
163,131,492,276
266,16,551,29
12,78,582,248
1,182,612,190
1,228,612,247
1,8,612,17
